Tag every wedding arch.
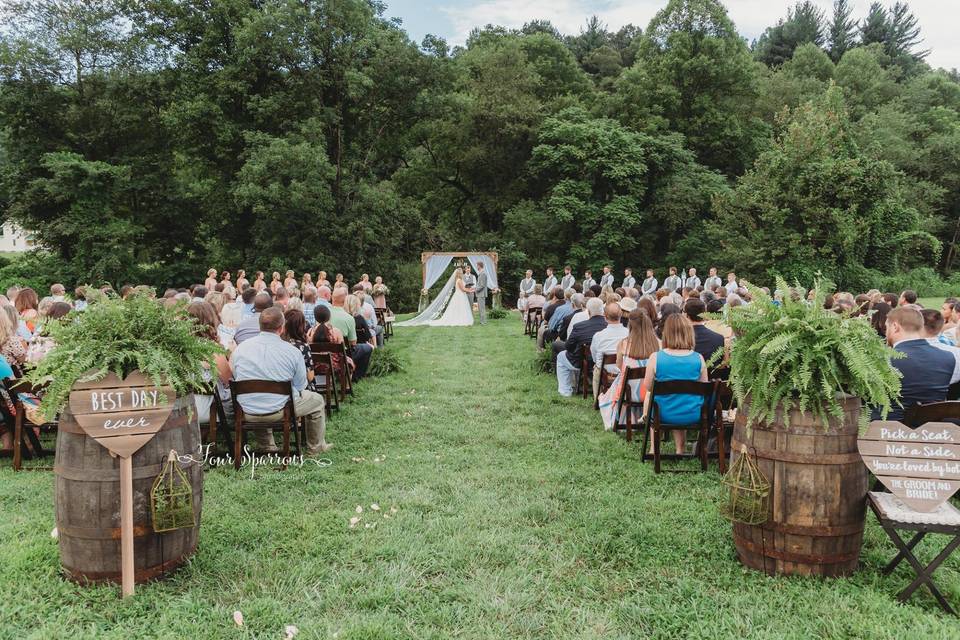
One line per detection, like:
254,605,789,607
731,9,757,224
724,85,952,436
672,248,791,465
417,251,501,312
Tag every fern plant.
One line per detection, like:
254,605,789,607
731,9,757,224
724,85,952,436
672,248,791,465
726,277,901,428
366,346,406,378
27,292,223,420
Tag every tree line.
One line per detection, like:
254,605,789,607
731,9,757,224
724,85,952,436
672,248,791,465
0,0,958,307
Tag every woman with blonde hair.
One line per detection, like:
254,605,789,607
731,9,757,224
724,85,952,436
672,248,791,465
186,302,232,425
346,294,375,346
301,272,313,289
236,269,249,290
283,270,297,290
642,314,708,455
598,310,659,430
205,268,218,290
270,271,282,293
0,305,26,365
253,271,266,291
204,291,226,314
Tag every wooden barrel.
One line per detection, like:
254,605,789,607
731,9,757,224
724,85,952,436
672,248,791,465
54,394,203,584
730,395,867,577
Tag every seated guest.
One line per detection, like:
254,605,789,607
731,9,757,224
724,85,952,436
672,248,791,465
940,297,960,345
16,288,39,335
219,301,242,349
352,284,383,346
881,292,898,308
283,309,316,390
685,298,725,366
302,287,318,327
329,287,372,381
550,294,585,367
190,285,207,303
898,289,918,307
599,310,660,430
642,314,709,455
536,287,565,351
920,309,960,385
590,302,629,397
704,299,732,339
233,292,273,344
548,288,575,336
317,285,333,308
49,283,66,303
74,286,88,311
346,294,376,348
564,293,589,335
274,287,290,309
240,287,257,318
525,284,546,319
556,298,605,397
657,303,681,338
230,307,329,454
873,307,955,421
871,302,891,338
0,305,26,365
187,302,233,425
310,304,351,381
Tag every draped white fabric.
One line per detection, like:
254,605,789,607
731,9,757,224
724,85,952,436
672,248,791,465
397,270,458,327
467,254,498,289
423,255,454,290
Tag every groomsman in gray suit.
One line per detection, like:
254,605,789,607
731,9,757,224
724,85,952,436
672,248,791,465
462,264,477,304
684,267,701,290
582,269,596,290
622,268,636,289
704,267,722,291
663,267,682,292
475,262,497,324
519,270,536,296
560,266,576,291
543,267,558,294
599,266,614,289
641,269,658,296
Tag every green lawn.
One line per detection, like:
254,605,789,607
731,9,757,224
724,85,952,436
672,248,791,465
2,314,959,639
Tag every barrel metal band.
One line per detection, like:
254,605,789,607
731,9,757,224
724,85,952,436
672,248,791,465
735,536,860,565
730,439,862,465
54,457,198,481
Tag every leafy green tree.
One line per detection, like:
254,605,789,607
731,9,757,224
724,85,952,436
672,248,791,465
706,87,938,287
612,0,769,175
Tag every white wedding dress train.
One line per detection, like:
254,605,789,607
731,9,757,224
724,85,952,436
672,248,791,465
430,285,474,326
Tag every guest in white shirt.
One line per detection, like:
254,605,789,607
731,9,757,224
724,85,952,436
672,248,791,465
230,307,330,454
725,272,739,295
590,302,629,398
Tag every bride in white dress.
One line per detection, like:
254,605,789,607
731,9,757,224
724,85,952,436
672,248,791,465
430,268,474,326
396,267,474,327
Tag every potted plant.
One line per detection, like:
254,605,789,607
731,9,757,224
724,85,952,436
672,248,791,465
723,277,900,577
27,291,222,585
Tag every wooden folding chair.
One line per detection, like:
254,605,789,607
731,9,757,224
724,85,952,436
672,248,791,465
867,488,960,614
525,308,543,338
374,308,389,342
6,378,57,471
612,366,646,442
594,352,619,409
712,380,733,474
229,380,303,470
312,341,352,400
641,380,718,473
575,344,592,399
309,347,340,414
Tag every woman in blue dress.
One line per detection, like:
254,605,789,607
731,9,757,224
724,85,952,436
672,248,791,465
642,314,708,455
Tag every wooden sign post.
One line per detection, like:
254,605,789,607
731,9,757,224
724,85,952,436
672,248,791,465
68,371,175,597
858,421,960,512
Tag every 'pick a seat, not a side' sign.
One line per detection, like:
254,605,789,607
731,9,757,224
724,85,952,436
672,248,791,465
68,371,175,459
858,421,960,512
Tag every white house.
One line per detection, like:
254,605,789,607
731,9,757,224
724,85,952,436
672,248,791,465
0,222,35,252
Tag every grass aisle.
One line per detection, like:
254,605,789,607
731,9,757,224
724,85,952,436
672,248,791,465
1,314,959,639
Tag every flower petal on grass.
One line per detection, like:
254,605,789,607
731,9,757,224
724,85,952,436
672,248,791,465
370,504,380,511
349,516,360,528
284,624,299,639
355,505,363,514
232,611,244,627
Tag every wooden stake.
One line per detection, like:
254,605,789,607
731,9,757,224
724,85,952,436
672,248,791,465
119,455,135,598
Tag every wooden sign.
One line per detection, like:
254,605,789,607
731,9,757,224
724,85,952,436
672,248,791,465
859,421,960,512
69,371,175,458
68,370,174,598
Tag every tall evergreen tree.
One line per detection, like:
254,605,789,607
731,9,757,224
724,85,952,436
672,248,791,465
828,0,858,62
754,1,826,67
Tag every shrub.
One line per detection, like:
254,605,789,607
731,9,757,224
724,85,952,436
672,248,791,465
726,277,901,428
366,346,406,377
27,292,223,419
531,348,553,375
487,307,508,320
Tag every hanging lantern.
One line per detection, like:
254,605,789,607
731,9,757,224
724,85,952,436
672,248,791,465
151,450,195,533
720,445,770,525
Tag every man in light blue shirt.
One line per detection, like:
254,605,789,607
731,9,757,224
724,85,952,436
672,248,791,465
230,307,329,454
303,286,318,327
549,290,574,333
234,293,273,345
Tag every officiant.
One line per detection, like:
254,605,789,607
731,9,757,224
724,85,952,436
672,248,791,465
463,264,477,305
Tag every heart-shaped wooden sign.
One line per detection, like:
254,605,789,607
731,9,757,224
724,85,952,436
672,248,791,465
859,420,960,512
68,370,175,458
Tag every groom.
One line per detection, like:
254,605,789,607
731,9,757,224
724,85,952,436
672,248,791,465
474,261,497,324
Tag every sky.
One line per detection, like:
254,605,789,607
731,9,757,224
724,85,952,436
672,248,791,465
382,0,958,71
